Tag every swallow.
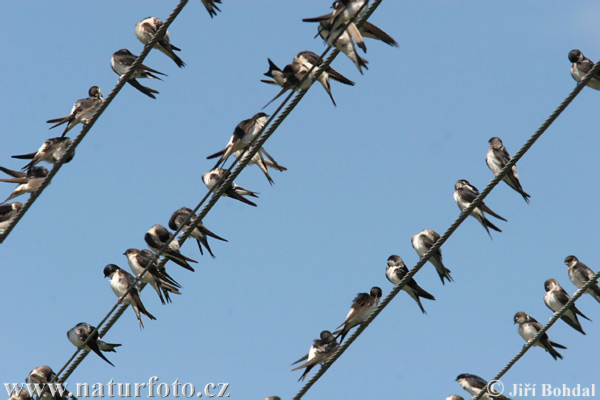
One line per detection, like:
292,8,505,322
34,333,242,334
67,322,121,367
144,224,197,272
12,137,74,172
232,147,287,185
135,17,185,68
103,264,156,329
564,255,600,303
291,330,339,381
169,207,228,258
486,137,530,203
514,311,566,360
386,255,435,314
456,373,510,400
26,366,74,400
125,248,182,304
317,20,368,74
454,179,507,238
201,0,222,18
202,168,259,207
261,59,313,108
0,202,23,234
333,286,382,343
206,112,269,169
0,166,48,203
445,396,464,400
46,86,104,137
411,229,452,285
544,278,591,335
568,49,600,91
110,49,167,99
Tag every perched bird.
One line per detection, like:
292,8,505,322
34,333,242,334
261,59,313,107
334,286,382,343
456,373,510,400
12,137,74,172
46,86,104,137
317,20,368,74
67,322,121,367
110,49,167,99
201,0,222,18
206,112,269,169
513,311,566,360
232,147,287,186
446,396,464,400
0,166,48,203
564,255,600,303
26,366,74,400
411,229,452,285
291,330,339,382
144,224,197,272
544,278,590,335
125,248,182,304
454,179,507,238
168,207,228,258
202,168,259,207
103,264,156,329
386,255,435,314
568,49,600,90
0,202,23,234
135,17,185,68
486,137,530,203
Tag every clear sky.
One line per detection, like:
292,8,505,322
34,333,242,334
1,1,599,399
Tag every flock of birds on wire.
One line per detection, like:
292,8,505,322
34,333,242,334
5,1,600,400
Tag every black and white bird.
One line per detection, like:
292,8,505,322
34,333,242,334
67,322,121,367
486,137,530,203
144,224,198,271
334,286,382,343
317,20,368,74
46,86,104,137
411,229,452,285
135,17,185,68
110,49,167,99
103,264,156,329
0,166,48,203
291,330,339,382
564,255,600,303
513,311,566,360
202,168,259,207
454,179,507,238
261,59,314,107
125,248,182,304
568,49,600,90
26,366,74,400
232,148,287,186
201,0,222,18
544,278,590,335
12,137,74,172
169,207,228,258
456,373,509,400
0,202,23,234
386,255,435,314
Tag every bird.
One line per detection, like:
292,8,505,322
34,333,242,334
411,229,453,284
125,248,182,304
261,59,314,108
0,166,48,204
232,147,287,186
486,137,530,203
0,202,23,234
202,168,259,207
564,255,600,303
386,255,435,314
46,86,104,137
144,224,198,272
103,264,156,329
454,179,507,238
445,396,464,400
206,112,269,169
12,137,74,172
291,330,339,381
26,366,74,400
201,0,222,18
334,286,382,343
456,373,510,400
110,49,166,99
135,17,185,68
544,278,591,335
168,207,228,258
513,311,566,360
67,322,121,367
317,20,368,74
568,49,600,90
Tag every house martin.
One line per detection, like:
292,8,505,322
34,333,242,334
386,255,435,314
12,137,73,172
291,330,339,381
144,224,198,272
0,202,23,234
26,365,74,400
169,207,227,258
111,49,167,99
232,147,287,185
486,137,530,203
261,59,313,108
514,311,566,360
568,49,600,91
202,168,259,207
201,0,222,18
334,286,382,343
135,17,185,68
125,248,182,304
564,255,600,303
454,179,507,238
456,373,509,400
0,166,48,203
46,86,104,137
544,278,590,335
411,229,452,285
316,20,368,74
103,264,156,329
67,322,121,367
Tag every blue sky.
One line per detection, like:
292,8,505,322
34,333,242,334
2,1,599,399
